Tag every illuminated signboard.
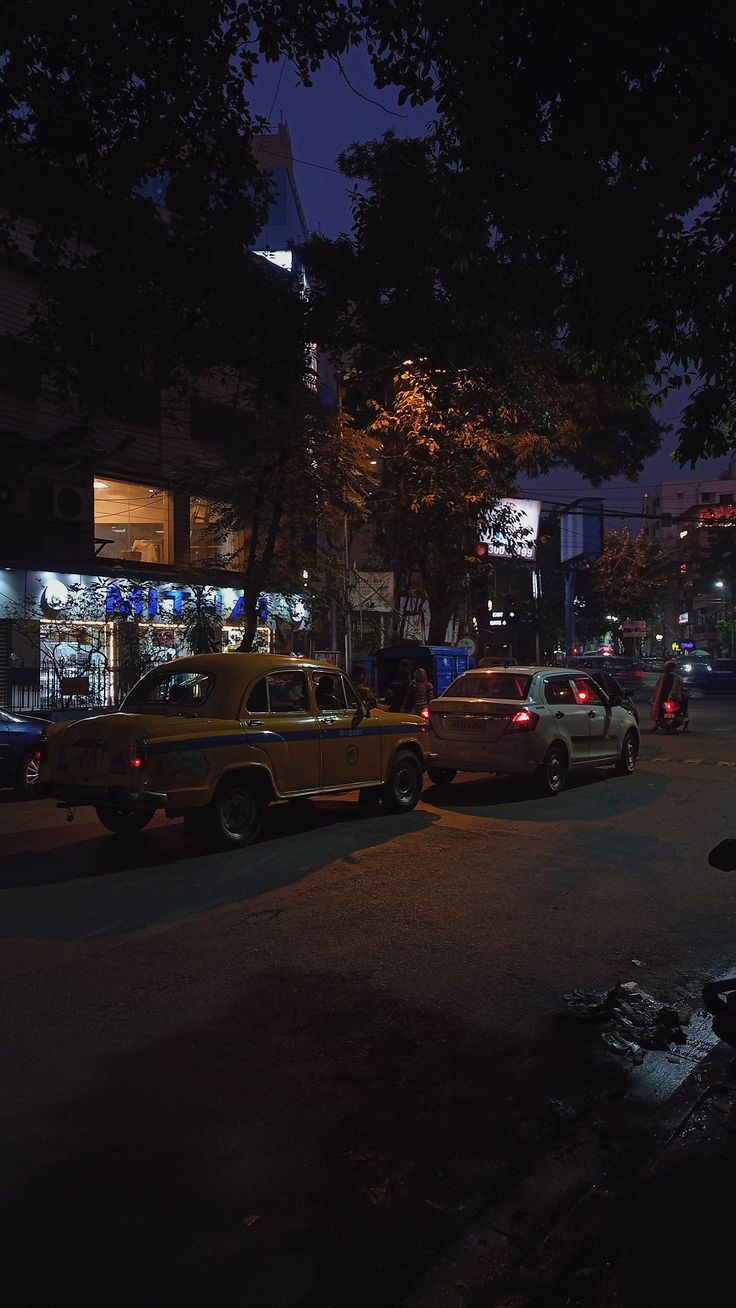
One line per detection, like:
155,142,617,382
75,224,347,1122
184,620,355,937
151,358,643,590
482,498,542,562
698,505,736,526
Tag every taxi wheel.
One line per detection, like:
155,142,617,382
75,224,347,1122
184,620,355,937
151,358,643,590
536,745,568,796
615,730,638,775
95,807,153,836
208,776,264,849
382,751,423,813
427,767,456,786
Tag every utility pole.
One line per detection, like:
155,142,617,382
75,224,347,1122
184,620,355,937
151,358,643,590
336,373,353,670
564,569,576,652
531,565,542,663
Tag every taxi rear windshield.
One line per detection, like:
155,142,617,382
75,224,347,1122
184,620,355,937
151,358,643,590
446,672,532,701
124,669,215,711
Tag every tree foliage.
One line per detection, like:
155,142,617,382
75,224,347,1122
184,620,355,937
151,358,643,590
590,529,672,620
296,2,736,465
304,133,663,639
188,386,372,648
4,3,733,461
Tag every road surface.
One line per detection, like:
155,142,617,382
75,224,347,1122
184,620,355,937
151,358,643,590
1,700,735,1306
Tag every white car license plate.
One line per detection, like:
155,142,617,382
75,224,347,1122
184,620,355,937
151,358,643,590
455,717,485,731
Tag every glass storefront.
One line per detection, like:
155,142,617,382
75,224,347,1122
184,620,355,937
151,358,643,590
94,478,172,564
1,571,309,712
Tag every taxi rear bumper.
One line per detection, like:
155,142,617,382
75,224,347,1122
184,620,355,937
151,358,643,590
41,783,168,809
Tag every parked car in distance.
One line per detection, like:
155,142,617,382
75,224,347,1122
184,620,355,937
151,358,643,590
682,658,736,699
426,665,640,795
641,656,666,673
567,655,639,698
0,710,45,796
40,654,432,848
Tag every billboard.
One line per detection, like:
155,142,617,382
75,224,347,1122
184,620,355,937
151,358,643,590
560,498,604,566
481,498,541,562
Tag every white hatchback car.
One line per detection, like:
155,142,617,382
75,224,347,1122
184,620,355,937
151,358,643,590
426,665,640,794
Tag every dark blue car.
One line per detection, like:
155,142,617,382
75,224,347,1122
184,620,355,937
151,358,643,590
0,710,46,796
683,658,736,699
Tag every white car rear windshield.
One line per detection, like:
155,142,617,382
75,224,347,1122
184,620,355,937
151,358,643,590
446,672,532,700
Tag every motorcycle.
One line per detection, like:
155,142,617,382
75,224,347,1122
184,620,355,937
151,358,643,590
702,841,736,1048
661,698,687,733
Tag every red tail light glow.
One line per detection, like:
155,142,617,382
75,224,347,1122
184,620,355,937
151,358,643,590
131,740,147,770
504,707,539,733
663,700,679,714
420,705,431,720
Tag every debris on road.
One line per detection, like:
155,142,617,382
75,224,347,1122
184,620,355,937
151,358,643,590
564,979,692,1061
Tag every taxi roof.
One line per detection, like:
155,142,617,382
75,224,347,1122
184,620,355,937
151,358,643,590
128,653,348,719
148,653,344,678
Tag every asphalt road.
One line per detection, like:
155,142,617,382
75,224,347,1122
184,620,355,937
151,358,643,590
2,700,736,1307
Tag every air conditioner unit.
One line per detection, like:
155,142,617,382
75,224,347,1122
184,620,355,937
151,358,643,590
0,486,30,515
51,482,93,524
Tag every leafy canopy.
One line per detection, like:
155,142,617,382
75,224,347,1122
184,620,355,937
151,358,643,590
3,2,733,460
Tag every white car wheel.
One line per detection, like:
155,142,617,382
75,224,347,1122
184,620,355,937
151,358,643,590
615,730,638,775
537,745,568,796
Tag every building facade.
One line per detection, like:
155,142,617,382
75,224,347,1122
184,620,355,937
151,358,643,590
0,125,316,713
643,459,736,654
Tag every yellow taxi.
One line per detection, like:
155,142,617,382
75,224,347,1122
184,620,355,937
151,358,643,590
40,654,431,848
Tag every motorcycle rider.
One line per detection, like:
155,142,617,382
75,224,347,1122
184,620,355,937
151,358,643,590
650,658,688,732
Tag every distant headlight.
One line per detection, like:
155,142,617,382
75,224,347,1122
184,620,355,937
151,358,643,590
682,663,692,673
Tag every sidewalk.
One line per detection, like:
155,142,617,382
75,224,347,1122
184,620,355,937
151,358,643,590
404,1032,736,1308
559,1065,736,1308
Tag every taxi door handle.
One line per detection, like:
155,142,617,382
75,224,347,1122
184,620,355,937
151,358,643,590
320,715,339,723
244,718,264,727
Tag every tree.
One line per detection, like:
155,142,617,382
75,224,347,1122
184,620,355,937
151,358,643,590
304,134,663,641
368,363,531,643
5,4,733,464
186,383,372,650
301,4,736,466
589,529,672,649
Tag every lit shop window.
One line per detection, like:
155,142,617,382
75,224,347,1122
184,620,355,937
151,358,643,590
94,478,171,563
189,497,243,570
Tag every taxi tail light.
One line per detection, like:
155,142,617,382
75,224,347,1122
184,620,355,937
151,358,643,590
663,700,679,714
504,707,539,734
131,740,147,770
420,705,431,720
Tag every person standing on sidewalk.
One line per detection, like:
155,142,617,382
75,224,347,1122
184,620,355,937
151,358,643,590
386,659,416,712
412,667,434,711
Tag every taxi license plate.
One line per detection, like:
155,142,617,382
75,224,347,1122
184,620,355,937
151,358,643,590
455,717,485,730
78,748,101,771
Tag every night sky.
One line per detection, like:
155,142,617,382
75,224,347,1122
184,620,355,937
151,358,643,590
252,52,729,524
